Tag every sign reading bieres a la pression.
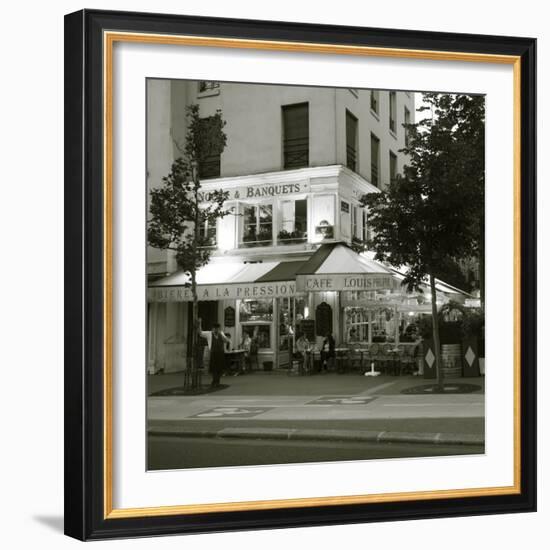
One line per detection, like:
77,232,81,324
148,281,299,302
198,182,306,203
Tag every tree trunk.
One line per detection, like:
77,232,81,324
189,173,201,390
189,268,199,390
479,228,485,311
429,272,443,389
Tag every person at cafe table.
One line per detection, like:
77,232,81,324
295,332,312,372
320,331,335,373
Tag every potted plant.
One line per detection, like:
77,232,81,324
277,229,293,244
257,228,272,246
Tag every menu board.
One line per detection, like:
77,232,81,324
224,306,236,328
299,319,315,342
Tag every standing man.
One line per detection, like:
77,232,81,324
320,331,336,372
209,323,229,388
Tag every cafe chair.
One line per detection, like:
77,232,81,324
398,344,416,376
349,347,363,373
366,343,380,371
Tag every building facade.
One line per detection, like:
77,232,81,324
146,80,435,373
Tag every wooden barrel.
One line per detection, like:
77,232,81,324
441,344,462,378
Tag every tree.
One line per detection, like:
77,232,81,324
361,93,485,388
148,104,228,389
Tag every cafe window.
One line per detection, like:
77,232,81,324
346,110,358,172
370,133,380,187
241,204,273,247
362,208,371,242
279,198,307,244
345,307,370,343
239,299,273,322
389,91,397,133
241,324,271,349
197,218,216,247
389,151,398,184
370,90,379,114
372,307,397,342
197,116,222,179
198,81,220,93
240,299,274,349
352,205,362,240
313,194,335,241
404,106,411,147
282,103,309,169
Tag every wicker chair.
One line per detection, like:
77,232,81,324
398,344,416,375
348,348,363,373
381,343,396,375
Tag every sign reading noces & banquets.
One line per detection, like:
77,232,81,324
198,181,306,203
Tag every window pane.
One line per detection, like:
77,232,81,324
242,205,257,243
371,134,380,187
241,325,271,349
279,199,307,243
313,195,335,240
346,110,358,172
390,151,397,183
259,204,272,223
281,200,294,232
370,90,379,114
404,106,411,147
259,205,272,243
239,299,273,322
198,81,220,93
389,92,397,133
295,199,307,235
283,103,309,169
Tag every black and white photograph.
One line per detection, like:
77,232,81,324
146,80,486,470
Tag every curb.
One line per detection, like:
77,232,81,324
148,425,484,446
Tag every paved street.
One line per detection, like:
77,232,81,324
148,371,484,422
147,371,484,469
149,435,484,470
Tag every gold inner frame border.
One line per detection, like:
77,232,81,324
102,30,522,519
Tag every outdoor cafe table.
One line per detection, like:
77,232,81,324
334,347,350,373
224,349,245,374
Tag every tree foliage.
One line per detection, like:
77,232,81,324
147,104,229,388
361,92,485,292
147,104,229,279
361,92,485,387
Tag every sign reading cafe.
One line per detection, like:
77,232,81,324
297,274,396,292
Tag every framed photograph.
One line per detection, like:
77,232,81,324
64,9,536,540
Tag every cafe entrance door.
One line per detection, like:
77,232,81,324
277,296,307,369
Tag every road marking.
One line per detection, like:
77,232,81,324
359,382,398,395
383,403,482,407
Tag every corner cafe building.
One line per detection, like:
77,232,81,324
147,165,469,373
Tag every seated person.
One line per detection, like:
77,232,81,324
295,333,312,373
295,333,310,356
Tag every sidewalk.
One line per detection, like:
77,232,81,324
148,371,485,447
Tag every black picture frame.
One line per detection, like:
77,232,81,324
64,9,536,541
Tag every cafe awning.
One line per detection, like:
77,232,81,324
148,260,305,302
295,242,398,292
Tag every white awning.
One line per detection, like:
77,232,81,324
148,260,304,302
295,243,398,292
